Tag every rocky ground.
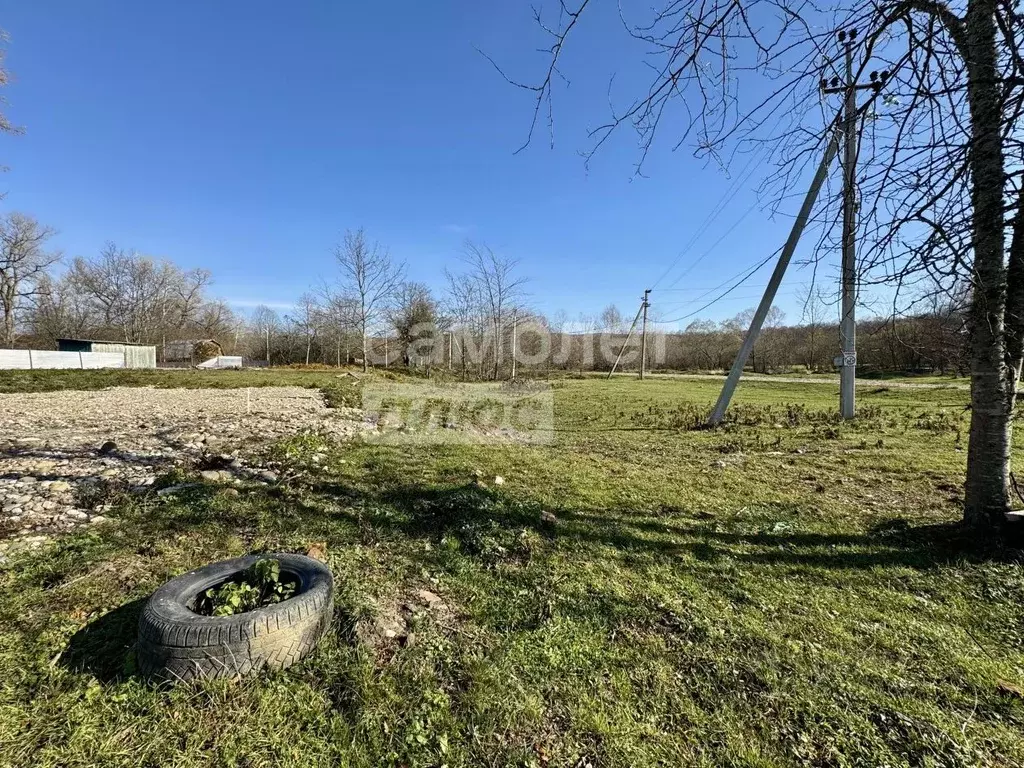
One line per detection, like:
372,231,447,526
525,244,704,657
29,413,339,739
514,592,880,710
0,386,364,559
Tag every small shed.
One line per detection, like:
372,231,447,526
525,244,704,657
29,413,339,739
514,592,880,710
56,339,157,369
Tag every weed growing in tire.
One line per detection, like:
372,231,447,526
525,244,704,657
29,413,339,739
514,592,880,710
195,557,298,616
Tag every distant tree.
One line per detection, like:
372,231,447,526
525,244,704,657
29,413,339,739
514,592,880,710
67,243,211,345
390,281,439,366
462,241,527,379
0,213,60,347
684,319,721,370
250,305,281,364
797,285,830,372
444,269,481,378
288,293,322,366
600,303,625,333
333,228,405,372
318,292,359,366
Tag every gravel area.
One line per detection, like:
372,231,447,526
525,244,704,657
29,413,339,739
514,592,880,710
0,386,364,557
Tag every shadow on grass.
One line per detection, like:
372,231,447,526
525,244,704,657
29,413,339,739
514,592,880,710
59,597,146,683
121,467,1019,577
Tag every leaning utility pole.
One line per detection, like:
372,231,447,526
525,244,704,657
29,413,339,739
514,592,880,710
709,28,887,426
639,288,651,380
607,299,645,378
709,124,842,425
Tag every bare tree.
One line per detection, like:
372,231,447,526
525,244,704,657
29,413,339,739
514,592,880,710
0,29,22,161
288,292,322,366
333,228,405,372
495,0,1024,534
0,213,60,346
26,273,91,345
250,305,281,364
461,241,527,379
67,243,212,345
444,268,481,378
600,303,625,333
797,284,831,372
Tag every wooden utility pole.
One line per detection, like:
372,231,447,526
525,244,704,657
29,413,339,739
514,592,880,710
447,331,453,370
384,336,388,368
639,289,651,380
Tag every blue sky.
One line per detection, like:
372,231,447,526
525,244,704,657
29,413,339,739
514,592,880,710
0,1,848,328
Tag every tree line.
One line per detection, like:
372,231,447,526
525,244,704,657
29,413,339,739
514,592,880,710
0,209,966,376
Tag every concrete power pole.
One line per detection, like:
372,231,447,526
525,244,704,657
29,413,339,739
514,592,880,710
839,30,859,419
709,29,887,426
824,28,888,419
709,125,843,425
639,289,651,380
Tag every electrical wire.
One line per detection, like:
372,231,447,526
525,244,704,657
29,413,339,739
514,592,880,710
652,251,779,324
649,145,766,290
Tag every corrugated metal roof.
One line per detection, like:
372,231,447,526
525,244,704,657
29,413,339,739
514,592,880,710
56,338,155,347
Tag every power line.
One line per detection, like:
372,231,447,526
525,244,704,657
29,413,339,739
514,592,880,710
652,252,779,324
650,146,766,290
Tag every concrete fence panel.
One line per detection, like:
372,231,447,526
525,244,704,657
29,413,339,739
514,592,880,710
0,350,126,370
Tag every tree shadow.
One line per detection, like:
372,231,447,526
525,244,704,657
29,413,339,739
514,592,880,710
59,597,146,684
121,464,1020,577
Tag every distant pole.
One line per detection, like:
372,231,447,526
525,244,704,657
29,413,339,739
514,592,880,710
265,327,270,364
639,289,651,380
384,336,388,368
448,331,453,370
607,300,645,379
708,124,843,425
510,310,518,380
839,31,859,420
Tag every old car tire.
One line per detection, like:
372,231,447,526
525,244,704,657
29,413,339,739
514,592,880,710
137,553,333,682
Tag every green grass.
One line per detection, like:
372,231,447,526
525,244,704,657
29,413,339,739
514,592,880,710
0,372,1022,767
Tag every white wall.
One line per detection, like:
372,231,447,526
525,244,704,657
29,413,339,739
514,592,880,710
0,350,126,370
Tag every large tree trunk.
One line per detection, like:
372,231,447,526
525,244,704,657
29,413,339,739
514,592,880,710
963,0,1011,531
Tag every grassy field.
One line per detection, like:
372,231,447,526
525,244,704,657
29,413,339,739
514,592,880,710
1,370,1022,767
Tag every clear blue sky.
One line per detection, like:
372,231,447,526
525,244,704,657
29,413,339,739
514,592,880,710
0,1,847,328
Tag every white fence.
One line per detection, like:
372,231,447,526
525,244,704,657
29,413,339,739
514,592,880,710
0,350,126,370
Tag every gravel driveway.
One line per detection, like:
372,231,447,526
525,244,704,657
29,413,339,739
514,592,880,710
0,386,363,554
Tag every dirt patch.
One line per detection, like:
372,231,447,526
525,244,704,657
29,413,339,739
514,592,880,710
355,588,455,654
0,386,365,551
